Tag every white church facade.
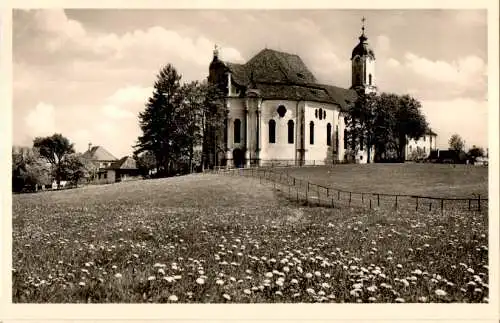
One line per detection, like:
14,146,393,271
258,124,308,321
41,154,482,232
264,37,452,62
208,22,434,168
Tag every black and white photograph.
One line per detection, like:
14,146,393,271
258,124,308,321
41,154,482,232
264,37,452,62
7,4,496,315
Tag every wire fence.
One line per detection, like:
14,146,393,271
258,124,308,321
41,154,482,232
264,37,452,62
204,166,488,214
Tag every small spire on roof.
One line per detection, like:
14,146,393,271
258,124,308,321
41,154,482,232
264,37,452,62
359,16,368,42
213,44,219,59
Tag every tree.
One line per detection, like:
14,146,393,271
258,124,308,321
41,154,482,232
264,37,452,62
392,95,428,161
345,91,379,163
133,151,156,177
468,145,485,161
33,134,75,187
449,134,465,152
199,81,226,170
135,64,183,177
12,146,51,192
59,153,90,186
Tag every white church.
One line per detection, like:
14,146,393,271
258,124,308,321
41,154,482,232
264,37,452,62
208,21,436,168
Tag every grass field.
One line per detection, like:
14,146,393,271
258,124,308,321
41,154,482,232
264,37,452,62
273,163,488,198
12,165,488,303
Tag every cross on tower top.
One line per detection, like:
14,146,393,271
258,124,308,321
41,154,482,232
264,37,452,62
361,17,366,34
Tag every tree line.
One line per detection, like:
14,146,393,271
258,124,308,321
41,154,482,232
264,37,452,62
12,133,97,192
134,64,226,177
344,91,428,163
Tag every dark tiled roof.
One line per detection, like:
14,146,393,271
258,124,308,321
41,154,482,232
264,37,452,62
351,34,375,60
108,156,137,170
222,48,354,111
82,146,117,161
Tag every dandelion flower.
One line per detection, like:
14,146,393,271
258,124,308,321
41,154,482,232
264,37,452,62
196,278,205,285
306,288,315,294
291,278,299,284
367,285,377,292
305,273,313,279
244,289,251,295
148,276,156,281
396,264,403,269
265,272,273,278
418,296,428,302
395,297,405,303
114,273,123,279
223,293,231,301
79,282,86,287
435,289,447,297
368,296,377,302
216,279,224,285
168,295,178,302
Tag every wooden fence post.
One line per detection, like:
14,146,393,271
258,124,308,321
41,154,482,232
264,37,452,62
415,196,419,211
369,199,372,209
440,199,444,214
468,199,471,211
349,192,352,206
395,195,398,209
429,202,432,211
331,197,334,208
478,195,481,211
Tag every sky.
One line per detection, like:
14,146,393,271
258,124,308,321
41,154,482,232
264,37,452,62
12,9,488,158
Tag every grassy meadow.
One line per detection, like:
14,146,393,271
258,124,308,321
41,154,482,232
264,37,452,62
273,163,488,198
12,165,488,303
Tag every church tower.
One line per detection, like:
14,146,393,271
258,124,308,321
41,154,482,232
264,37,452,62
351,18,377,94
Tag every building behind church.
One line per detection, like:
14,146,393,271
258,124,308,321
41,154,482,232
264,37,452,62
208,22,436,168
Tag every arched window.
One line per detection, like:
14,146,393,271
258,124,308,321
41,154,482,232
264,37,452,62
315,109,318,118
319,108,323,120
269,119,276,143
327,123,332,146
369,74,372,85
323,110,326,119
309,121,315,145
288,120,294,144
234,119,241,143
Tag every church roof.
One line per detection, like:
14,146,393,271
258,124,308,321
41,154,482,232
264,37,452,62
220,48,355,111
82,146,118,161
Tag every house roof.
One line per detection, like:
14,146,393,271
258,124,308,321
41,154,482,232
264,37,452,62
82,146,118,161
108,156,137,170
425,128,437,136
220,48,355,111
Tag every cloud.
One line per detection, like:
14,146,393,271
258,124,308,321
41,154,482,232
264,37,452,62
24,102,56,138
107,86,153,106
420,98,488,149
403,52,486,87
102,105,135,119
375,35,390,53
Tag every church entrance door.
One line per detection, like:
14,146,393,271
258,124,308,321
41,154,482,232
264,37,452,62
233,148,245,168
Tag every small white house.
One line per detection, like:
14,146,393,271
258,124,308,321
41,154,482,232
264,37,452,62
405,128,438,160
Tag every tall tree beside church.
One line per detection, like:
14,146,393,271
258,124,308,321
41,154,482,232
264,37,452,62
135,64,183,176
33,133,75,186
345,91,391,163
199,81,226,170
392,95,428,161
